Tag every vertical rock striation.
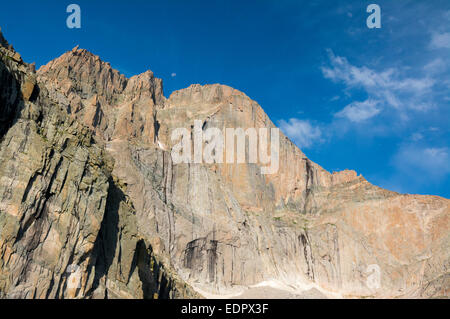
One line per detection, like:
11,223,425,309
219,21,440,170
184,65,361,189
0,30,448,298
0,32,197,299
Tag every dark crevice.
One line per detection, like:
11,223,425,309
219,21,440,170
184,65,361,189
0,55,22,140
153,112,160,143
29,84,40,103
207,240,218,283
299,232,315,281
129,239,174,299
88,178,177,299
303,158,315,214
88,177,120,296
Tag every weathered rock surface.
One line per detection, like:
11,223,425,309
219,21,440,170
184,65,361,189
0,32,197,299
0,30,448,298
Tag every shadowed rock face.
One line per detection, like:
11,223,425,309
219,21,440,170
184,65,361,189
0,31,448,298
0,32,197,299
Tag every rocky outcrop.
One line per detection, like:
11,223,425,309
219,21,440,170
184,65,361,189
0,30,448,298
0,32,197,299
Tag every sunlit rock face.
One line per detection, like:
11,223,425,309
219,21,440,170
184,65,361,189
0,30,448,298
0,33,197,299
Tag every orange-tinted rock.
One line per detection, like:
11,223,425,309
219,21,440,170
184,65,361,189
0,35,447,299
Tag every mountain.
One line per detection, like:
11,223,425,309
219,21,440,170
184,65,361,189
0,30,448,299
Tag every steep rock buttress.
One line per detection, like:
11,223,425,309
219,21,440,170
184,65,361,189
0,32,448,298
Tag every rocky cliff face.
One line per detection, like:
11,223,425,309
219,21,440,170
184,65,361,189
0,31,197,299
0,30,448,298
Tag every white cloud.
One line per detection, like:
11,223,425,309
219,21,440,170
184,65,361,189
278,118,322,149
330,95,340,101
410,132,424,141
323,50,434,99
335,99,381,122
322,50,435,120
430,32,450,49
423,58,447,74
171,72,177,77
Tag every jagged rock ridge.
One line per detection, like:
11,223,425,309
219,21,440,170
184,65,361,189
0,31,197,299
0,30,449,298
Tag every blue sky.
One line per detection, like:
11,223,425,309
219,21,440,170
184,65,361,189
0,0,449,197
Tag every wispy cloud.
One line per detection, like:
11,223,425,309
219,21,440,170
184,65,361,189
278,2,450,197
410,132,424,142
430,32,450,49
322,50,435,119
330,95,340,102
392,145,450,180
423,58,447,74
335,99,381,122
278,118,322,149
